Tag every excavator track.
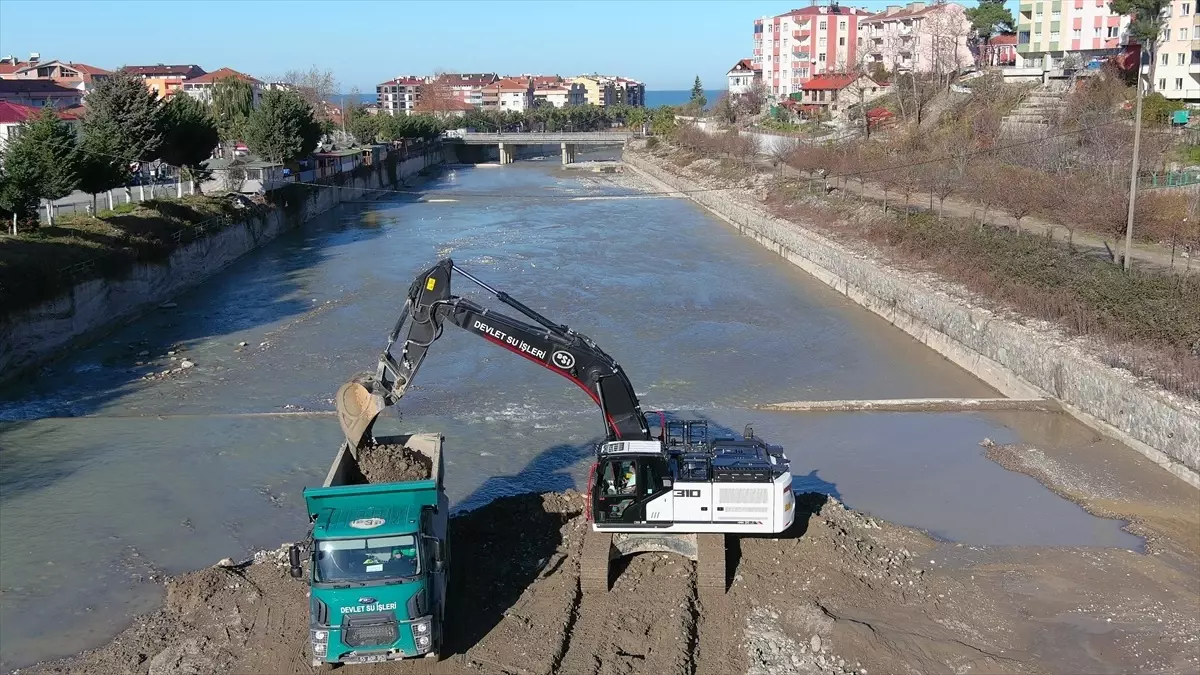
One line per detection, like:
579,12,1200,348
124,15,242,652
695,533,726,598
579,530,613,593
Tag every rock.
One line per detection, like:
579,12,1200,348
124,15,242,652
238,341,248,347
180,360,195,369
167,351,176,356
215,558,236,567
811,635,822,653
159,302,178,309
138,350,150,356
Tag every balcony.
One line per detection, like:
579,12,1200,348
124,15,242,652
794,51,812,60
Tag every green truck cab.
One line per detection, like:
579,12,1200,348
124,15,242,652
294,433,448,669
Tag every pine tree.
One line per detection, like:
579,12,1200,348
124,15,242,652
690,76,707,108
159,95,219,195
83,70,164,200
244,89,322,164
966,0,1015,51
0,105,79,225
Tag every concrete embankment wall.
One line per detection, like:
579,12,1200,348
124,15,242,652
625,151,1200,488
0,149,446,383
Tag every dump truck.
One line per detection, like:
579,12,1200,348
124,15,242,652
291,433,449,669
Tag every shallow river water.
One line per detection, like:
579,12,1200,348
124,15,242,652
0,153,1139,670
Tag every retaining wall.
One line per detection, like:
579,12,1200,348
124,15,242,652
625,151,1200,488
0,149,446,383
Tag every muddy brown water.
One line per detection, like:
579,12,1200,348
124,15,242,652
0,152,1140,671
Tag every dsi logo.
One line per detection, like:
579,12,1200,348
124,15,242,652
551,351,575,369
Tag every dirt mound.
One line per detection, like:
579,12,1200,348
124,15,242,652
357,442,433,483
21,490,1199,675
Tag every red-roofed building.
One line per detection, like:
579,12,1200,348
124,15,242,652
121,64,207,99
377,76,425,116
727,58,762,96
0,100,81,154
0,79,83,108
798,73,886,116
435,73,499,109
0,57,112,100
182,67,263,106
977,33,1017,67
753,4,874,99
483,77,534,111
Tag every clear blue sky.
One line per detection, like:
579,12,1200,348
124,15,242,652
0,0,1007,92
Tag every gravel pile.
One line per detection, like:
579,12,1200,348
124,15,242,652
356,443,432,483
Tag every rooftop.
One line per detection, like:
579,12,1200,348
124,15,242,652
0,100,80,124
801,74,862,90
121,64,207,78
0,79,81,95
729,58,761,73
380,76,425,86
188,67,262,85
863,2,946,22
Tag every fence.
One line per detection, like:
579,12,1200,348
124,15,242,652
1140,170,1200,189
38,180,185,222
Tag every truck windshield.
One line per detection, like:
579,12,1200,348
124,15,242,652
314,534,420,583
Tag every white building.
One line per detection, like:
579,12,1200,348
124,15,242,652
860,2,974,75
533,83,586,107
727,58,762,95
376,76,423,116
1149,0,1200,102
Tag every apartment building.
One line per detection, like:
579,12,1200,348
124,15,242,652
377,76,423,115
181,67,263,106
122,64,207,99
436,73,498,107
0,54,110,99
569,75,615,106
753,4,874,99
728,58,763,95
1015,0,1130,72
860,2,973,74
533,83,586,107
484,78,534,111
612,77,645,106
1151,0,1200,101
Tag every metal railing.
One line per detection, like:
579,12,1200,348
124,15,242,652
450,131,639,144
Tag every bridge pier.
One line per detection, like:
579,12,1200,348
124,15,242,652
498,143,510,165
560,143,576,165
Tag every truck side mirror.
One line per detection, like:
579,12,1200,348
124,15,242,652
288,544,303,579
425,537,445,573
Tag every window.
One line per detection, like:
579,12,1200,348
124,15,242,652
1073,28,1081,38
1185,2,1192,14
1094,26,1102,37
800,67,809,78
839,20,846,29
1052,8,1061,17
857,37,863,47
314,535,420,583
1177,78,1185,90
1182,28,1189,40
819,20,827,29
1158,77,1167,90
839,36,846,46
1181,53,1188,65
819,36,827,47
1050,31,1060,40
1161,52,1169,66
1164,28,1171,41
1107,26,1119,38
1194,50,1200,63
819,53,827,62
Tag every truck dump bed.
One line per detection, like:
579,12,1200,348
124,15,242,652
321,433,443,489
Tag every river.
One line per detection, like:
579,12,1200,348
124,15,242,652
0,151,1139,671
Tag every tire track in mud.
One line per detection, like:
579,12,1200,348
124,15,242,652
555,551,697,675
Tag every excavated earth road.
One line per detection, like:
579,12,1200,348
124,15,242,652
22,487,1200,675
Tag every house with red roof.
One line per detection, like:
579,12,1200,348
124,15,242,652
0,100,80,154
181,67,263,106
0,55,111,100
798,73,887,116
121,64,207,99
977,33,1017,67
0,79,83,109
727,58,762,96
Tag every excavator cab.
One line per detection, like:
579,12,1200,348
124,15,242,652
591,445,673,525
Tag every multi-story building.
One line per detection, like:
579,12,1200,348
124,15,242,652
0,79,83,108
376,76,423,115
753,4,874,99
612,77,645,106
121,64,207,99
436,73,498,108
484,77,533,111
0,54,110,100
1151,0,1200,101
532,82,587,107
569,75,616,106
860,2,973,74
1014,0,1130,73
727,58,763,95
181,67,263,106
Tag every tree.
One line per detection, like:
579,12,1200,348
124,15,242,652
76,118,127,210
737,80,768,118
966,0,1015,52
0,105,79,225
650,106,678,136
279,66,339,117
159,95,219,195
413,72,459,118
83,69,164,201
211,76,255,145
244,89,322,164
1109,0,1169,93
712,93,737,124
690,76,707,108
347,104,380,144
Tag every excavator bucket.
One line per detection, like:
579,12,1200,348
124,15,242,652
335,379,386,448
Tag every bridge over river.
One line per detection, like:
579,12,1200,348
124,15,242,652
444,131,637,164
0,148,1183,671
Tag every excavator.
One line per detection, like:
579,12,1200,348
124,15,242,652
336,258,796,595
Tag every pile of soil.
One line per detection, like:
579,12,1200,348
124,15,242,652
357,443,433,483
21,490,1199,675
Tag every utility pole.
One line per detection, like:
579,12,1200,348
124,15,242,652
1123,65,1146,272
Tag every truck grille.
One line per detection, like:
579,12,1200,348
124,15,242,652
343,611,399,648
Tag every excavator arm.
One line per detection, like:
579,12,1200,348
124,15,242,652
336,258,650,447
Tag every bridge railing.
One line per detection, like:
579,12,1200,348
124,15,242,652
453,131,638,142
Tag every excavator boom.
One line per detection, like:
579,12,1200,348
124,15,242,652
337,258,650,447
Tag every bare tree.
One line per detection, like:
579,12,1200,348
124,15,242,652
413,71,459,118
281,66,340,114
769,136,800,175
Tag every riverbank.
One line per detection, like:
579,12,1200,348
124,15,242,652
623,143,1200,488
17,489,1198,675
0,148,447,385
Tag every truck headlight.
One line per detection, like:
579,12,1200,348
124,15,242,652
416,635,431,648
416,622,428,634
311,630,328,643
313,642,327,656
